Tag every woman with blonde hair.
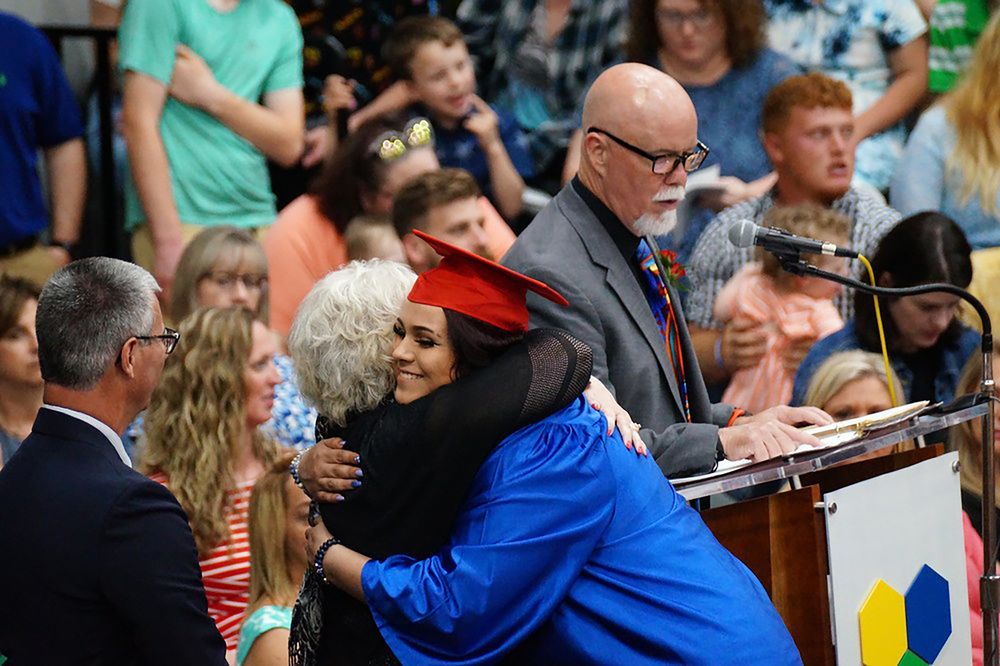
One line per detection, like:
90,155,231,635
125,226,316,452
235,451,311,666
803,350,905,422
892,11,1000,250
140,307,281,655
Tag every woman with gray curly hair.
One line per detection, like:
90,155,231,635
285,257,636,665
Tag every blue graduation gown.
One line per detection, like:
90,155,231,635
361,397,802,665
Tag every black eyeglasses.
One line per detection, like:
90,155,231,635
587,127,709,175
135,327,180,354
202,271,268,292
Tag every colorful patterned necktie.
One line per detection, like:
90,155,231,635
634,238,691,422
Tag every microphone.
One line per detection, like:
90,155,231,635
727,220,858,259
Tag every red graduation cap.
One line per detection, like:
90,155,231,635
407,230,569,332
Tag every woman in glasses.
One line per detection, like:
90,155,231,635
625,0,799,263
264,114,514,338
124,226,317,453
139,307,284,660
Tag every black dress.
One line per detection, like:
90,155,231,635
302,329,592,665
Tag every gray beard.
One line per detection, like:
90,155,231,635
632,209,678,236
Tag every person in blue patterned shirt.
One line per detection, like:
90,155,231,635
763,0,929,192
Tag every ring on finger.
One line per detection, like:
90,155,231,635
631,422,642,430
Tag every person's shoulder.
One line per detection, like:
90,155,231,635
811,324,857,355
270,196,336,239
259,0,298,22
913,104,950,134
492,399,613,478
956,325,982,353
754,47,802,79
846,186,902,224
0,11,41,39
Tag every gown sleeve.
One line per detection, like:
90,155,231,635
360,415,615,664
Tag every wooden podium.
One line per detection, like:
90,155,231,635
673,404,985,665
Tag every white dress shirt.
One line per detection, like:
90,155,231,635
41,404,132,468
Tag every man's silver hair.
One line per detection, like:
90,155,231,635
288,260,417,426
37,257,160,390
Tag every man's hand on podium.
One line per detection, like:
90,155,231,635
720,406,833,463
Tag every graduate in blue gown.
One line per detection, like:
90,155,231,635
305,232,802,665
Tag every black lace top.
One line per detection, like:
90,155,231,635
315,328,592,665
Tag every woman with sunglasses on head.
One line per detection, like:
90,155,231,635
292,234,799,665
139,307,284,659
123,226,318,456
264,114,515,338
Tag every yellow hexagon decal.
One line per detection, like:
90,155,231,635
858,580,908,666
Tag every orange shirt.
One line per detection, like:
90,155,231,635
264,195,349,337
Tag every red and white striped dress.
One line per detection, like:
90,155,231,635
149,471,254,650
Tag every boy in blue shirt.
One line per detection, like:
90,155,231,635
384,17,534,221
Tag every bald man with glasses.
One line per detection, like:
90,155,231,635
504,62,831,479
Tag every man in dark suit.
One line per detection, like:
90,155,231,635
504,63,832,479
0,258,226,665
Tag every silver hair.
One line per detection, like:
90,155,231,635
36,257,160,390
288,260,416,426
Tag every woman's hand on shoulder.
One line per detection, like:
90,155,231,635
584,377,648,457
297,438,363,503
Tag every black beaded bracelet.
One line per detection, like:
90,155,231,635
313,536,341,585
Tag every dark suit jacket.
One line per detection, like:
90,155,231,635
504,184,734,478
0,408,227,665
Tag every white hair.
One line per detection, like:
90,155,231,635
287,260,416,426
632,185,685,236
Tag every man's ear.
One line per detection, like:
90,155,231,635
878,271,894,288
762,131,783,166
118,338,139,379
584,133,609,176
401,231,432,271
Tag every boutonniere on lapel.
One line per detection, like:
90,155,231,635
658,249,687,290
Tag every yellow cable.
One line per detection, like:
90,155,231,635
857,253,899,407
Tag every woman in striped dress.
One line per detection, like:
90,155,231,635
139,307,282,654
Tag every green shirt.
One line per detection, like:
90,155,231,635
928,0,990,93
118,0,302,230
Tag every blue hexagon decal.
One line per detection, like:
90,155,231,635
904,564,952,662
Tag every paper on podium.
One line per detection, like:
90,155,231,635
787,400,931,457
670,457,754,485
670,401,931,486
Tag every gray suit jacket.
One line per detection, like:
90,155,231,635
503,184,733,477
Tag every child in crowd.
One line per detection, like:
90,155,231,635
383,16,534,220
714,204,850,413
345,215,407,263
235,451,310,666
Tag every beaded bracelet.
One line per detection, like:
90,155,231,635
313,536,341,585
289,451,308,496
